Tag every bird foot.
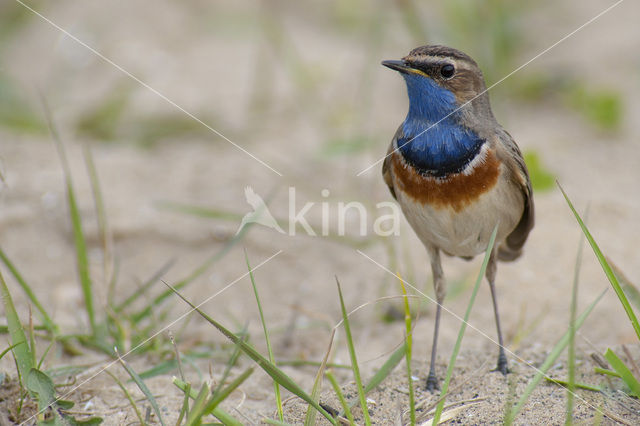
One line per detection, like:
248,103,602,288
492,352,509,375
425,371,440,392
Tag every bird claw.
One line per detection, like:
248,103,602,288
425,372,440,392
492,353,510,375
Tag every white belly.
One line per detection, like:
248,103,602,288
397,174,523,257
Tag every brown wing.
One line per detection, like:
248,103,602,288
382,127,405,200
496,130,535,261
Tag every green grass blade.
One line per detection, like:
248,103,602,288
0,325,49,333
336,278,371,426
0,342,23,361
187,382,210,425
567,213,587,425
559,183,640,340
264,420,295,426
173,378,242,426
326,370,354,425
136,359,179,380
504,288,606,424
246,250,283,421
187,369,255,425
211,324,247,398
105,370,145,425
276,360,351,369
594,367,621,378
28,307,36,369
202,367,254,416
176,380,191,426
83,144,113,293
342,341,407,416
362,341,407,395
305,330,335,426
36,339,55,370
545,377,601,392
398,273,415,426
66,180,96,334
164,282,337,425
433,224,498,425
0,269,34,382
43,103,96,335
0,248,56,333
609,260,640,313
604,348,640,397
116,350,166,426
107,258,120,311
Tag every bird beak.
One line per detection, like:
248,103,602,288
381,60,413,74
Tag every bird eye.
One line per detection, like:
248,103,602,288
440,64,455,79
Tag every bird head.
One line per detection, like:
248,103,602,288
382,45,493,124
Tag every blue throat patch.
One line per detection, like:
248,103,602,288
398,73,484,177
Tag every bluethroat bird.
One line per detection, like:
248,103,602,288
381,45,534,391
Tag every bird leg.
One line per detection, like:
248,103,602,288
426,246,445,391
486,249,509,375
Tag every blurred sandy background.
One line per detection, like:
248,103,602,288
1,0,639,423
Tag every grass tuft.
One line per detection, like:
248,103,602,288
336,277,371,426
397,272,416,426
163,280,337,424
172,377,242,425
1,269,102,424
246,250,283,421
186,367,254,424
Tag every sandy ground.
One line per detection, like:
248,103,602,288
1,0,640,424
